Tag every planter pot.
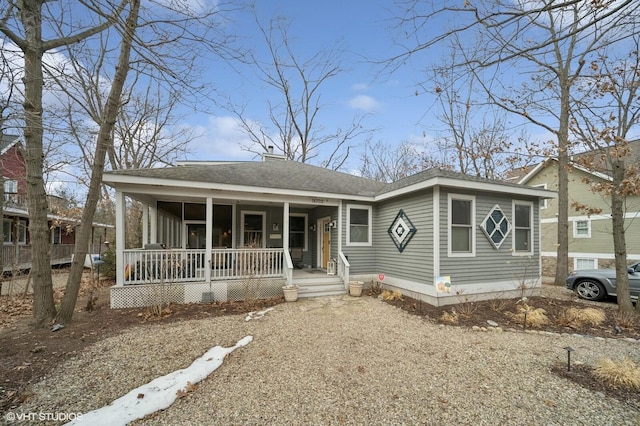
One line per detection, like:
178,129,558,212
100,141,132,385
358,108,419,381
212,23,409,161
283,285,299,302
349,281,364,297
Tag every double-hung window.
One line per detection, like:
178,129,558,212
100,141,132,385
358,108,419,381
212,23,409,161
289,214,307,250
347,205,372,246
448,194,475,256
573,220,591,238
513,201,533,254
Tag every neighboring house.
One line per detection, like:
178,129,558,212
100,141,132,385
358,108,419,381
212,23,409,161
516,142,640,279
103,152,554,309
1,134,109,272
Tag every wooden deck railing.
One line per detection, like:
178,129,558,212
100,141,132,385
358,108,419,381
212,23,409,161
2,243,103,271
122,248,285,285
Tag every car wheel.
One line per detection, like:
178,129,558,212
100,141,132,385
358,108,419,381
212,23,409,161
575,280,606,301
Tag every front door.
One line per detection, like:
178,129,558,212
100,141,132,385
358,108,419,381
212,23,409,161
319,218,331,268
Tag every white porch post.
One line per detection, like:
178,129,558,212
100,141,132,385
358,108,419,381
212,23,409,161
142,203,149,247
205,197,213,283
149,202,158,244
283,202,290,250
115,190,126,286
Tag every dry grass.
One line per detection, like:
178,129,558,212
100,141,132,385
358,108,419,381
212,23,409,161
439,310,459,325
381,289,403,301
614,310,639,328
555,307,606,328
506,304,549,328
593,357,640,391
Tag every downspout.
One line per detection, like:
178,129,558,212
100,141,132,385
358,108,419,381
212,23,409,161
433,186,440,296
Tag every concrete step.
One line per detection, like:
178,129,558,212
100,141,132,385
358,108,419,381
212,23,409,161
297,283,346,298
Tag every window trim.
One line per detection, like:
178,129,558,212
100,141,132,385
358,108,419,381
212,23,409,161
3,218,27,245
289,213,308,251
532,184,547,209
480,204,510,249
240,211,266,248
346,204,372,246
574,258,597,270
448,193,476,257
573,219,591,239
52,226,62,244
512,200,534,255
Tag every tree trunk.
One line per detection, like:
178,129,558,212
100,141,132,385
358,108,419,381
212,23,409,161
21,0,56,327
57,0,140,323
554,84,570,286
609,160,635,313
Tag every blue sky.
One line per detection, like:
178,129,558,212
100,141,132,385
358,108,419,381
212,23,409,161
186,0,439,169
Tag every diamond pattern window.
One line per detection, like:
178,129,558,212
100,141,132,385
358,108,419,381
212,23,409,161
481,205,510,249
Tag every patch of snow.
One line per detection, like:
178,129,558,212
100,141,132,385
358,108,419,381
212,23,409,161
245,307,275,322
65,336,253,426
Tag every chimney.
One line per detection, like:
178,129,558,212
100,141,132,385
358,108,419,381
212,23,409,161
262,146,287,162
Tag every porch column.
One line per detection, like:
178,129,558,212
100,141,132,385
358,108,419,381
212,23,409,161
141,203,149,247
205,197,212,283
149,202,157,244
283,202,289,250
115,190,126,286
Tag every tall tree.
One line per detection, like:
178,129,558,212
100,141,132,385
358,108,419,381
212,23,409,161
570,42,640,313
226,8,370,170
0,0,127,327
392,0,638,286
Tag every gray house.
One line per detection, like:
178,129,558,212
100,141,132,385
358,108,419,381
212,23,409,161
103,153,555,308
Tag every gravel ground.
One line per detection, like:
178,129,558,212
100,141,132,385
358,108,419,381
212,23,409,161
12,296,640,425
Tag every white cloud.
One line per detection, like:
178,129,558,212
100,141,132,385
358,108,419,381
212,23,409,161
351,83,369,91
187,115,257,161
348,95,381,113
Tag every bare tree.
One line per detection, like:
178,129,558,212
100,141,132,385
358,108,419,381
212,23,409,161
359,140,425,183
0,0,128,327
570,42,640,313
226,8,371,170
392,0,638,286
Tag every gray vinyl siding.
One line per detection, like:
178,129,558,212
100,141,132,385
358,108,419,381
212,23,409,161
341,200,376,274
374,189,434,284
439,189,540,287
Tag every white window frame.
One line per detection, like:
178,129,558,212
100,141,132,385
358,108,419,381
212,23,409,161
52,226,62,244
3,179,17,194
532,184,547,209
346,204,372,246
289,213,308,251
240,211,266,248
573,219,591,238
512,200,534,255
448,194,476,257
574,258,597,270
3,218,27,245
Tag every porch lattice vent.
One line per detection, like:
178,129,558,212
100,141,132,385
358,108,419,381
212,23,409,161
111,278,286,309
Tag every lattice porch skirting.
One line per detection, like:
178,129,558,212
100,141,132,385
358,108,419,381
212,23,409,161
110,278,286,309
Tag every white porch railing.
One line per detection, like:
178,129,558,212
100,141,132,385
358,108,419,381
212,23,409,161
338,252,350,290
123,248,285,285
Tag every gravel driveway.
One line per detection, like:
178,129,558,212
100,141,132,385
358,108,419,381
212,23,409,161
16,296,640,425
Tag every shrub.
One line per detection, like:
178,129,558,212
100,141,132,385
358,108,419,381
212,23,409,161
381,289,403,301
506,304,549,328
593,357,640,391
439,310,459,325
556,307,606,328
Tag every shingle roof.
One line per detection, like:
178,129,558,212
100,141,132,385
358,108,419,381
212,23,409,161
0,134,21,154
105,158,547,199
107,159,387,197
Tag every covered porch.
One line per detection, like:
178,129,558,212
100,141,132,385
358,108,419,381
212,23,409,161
110,187,350,308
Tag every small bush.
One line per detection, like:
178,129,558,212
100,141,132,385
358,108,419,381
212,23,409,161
556,307,606,328
614,311,639,328
593,357,640,391
506,304,549,328
381,289,403,301
367,280,382,297
439,310,459,324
